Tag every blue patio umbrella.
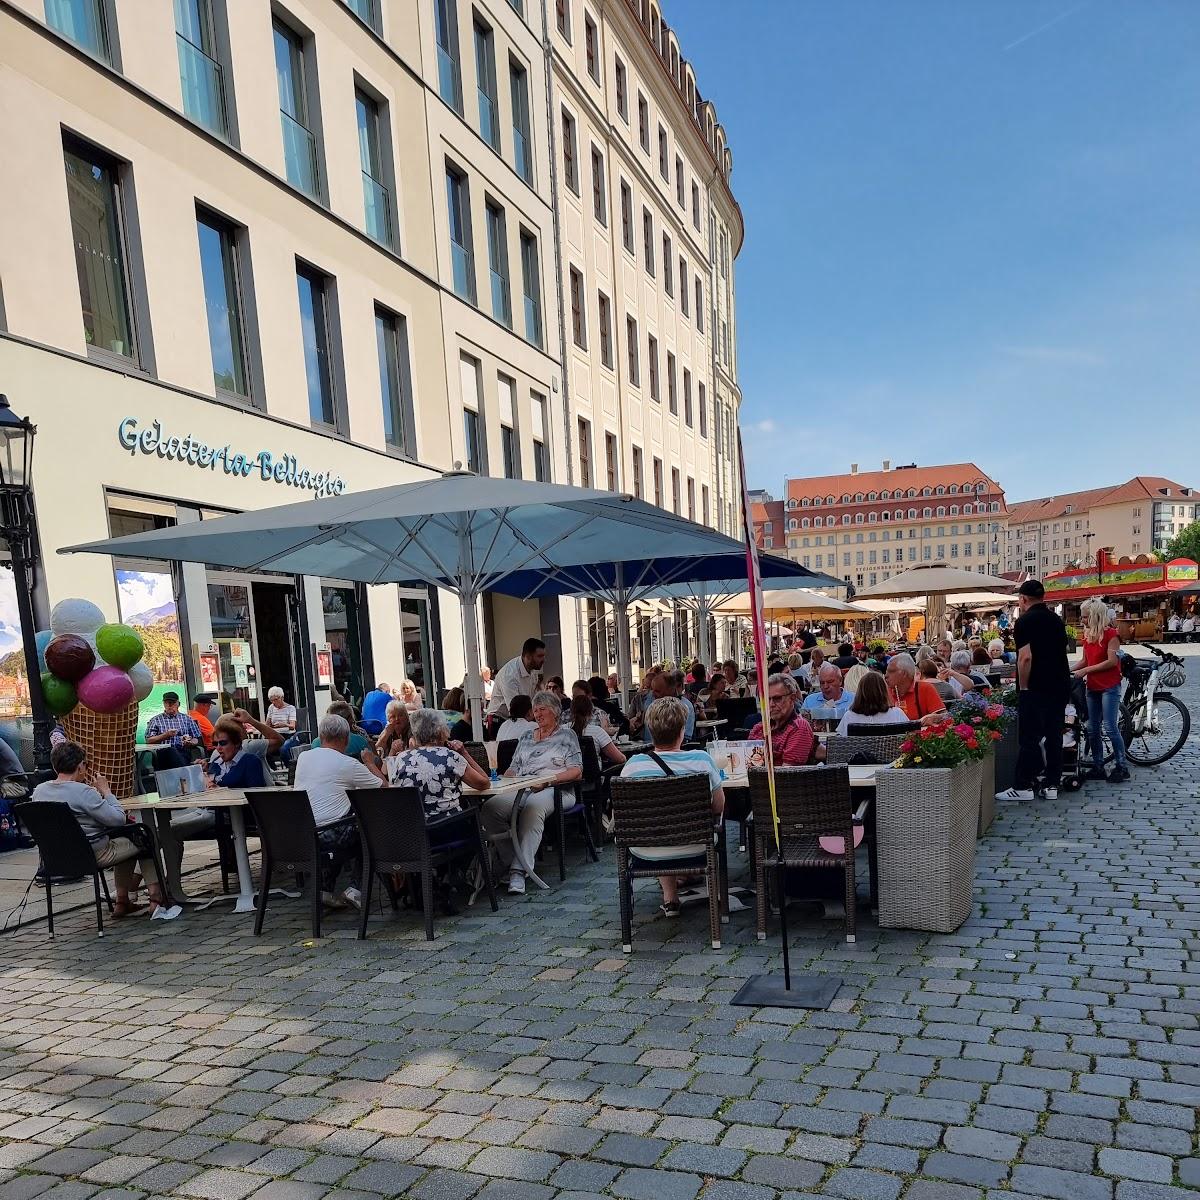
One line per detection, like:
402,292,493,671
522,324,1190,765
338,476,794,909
64,473,766,736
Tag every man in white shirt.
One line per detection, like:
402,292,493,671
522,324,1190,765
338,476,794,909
1168,613,1181,632
1182,614,1196,635
485,638,547,721
294,714,384,908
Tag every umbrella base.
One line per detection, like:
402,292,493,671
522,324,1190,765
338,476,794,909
729,972,842,1010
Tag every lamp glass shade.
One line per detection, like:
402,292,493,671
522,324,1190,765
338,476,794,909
0,397,34,492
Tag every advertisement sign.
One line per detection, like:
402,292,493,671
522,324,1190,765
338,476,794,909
315,646,333,688
198,650,220,688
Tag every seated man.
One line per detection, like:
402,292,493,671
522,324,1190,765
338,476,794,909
144,692,203,769
884,653,947,725
188,694,217,753
619,696,725,917
801,664,855,721
831,642,858,672
748,673,816,765
32,741,180,920
310,702,373,758
294,713,385,908
652,670,696,739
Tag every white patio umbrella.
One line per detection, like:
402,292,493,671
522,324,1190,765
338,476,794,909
65,473,751,738
854,565,1015,643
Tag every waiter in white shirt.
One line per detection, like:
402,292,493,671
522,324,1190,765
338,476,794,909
485,637,547,726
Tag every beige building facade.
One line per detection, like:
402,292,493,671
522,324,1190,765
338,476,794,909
0,0,743,723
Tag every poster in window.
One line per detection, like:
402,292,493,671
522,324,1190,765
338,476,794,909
116,568,184,739
199,651,220,688
316,647,333,687
0,567,31,739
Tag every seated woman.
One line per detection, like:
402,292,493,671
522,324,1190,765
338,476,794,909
588,675,629,735
375,700,412,759
207,715,273,788
618,697,725,918
399,678,422,710
835,670,910,735
567,694,627,767
385,708,490,846
919,654,959,703
496,694,535,744
311,702,373,758
440,687,473,742
485,690,582,895
697,672,728,716
32,741,180,920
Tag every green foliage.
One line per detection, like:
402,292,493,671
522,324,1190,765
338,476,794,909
896,717,990,768
1164,521,1200,564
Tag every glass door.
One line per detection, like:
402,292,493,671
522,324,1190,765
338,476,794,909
399,591,435,704
206,576,260,717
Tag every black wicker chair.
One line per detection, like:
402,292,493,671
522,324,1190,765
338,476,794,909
496,740,520,774
348,787,496,940
716,697,758,730
824,732,910,766
748,765,857,944
16,801,117,937
609,773,724,954
245,789,330,938
461,741,492,776
847,722,918,737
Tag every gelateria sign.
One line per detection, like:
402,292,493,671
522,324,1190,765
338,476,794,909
117,417,347,498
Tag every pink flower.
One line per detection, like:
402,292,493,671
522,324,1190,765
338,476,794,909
954,723,974,739
901,740,914,752
966,737,979,750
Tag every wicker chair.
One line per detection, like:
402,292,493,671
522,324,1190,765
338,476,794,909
461,741,492,776
348,787,496,940
245,789,330,938
824,732,909,766
748,765,858,944
847,722,918,737
609,773,723,953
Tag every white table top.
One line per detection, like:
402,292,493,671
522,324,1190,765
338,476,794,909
121,786,248,811
463,773,557,799
722,763,880,790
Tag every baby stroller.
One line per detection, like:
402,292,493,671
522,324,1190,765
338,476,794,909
1058,680,1087,793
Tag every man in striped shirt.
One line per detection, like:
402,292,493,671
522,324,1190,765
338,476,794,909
145,692,203,769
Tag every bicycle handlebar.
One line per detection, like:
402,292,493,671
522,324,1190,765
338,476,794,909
1140,642,1184,665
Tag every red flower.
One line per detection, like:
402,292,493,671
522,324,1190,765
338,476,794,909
966,737,979,750
901,740,914,752
920,727,934,740
953,723,974,739
990,730,1002,741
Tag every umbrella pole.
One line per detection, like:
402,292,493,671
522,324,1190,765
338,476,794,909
461,590,484,740
697,584,712,668
613,564,634,704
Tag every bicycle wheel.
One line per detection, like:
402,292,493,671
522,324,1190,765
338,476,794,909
1122,695,1191,766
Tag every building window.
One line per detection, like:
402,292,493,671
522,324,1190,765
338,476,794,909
702,484,710,526
642,207,654,275
175,0,228,139
555,0,570,41
434,0,463,111
509,60,533,184
698,381,707,437
498,375,519,479
569,266,587,348
346,0,381,30
375,306,415,456
63,133,146,372
605,431,618,491
695,278,704,331
577,417,592,487
584,12,599,80
666,351,677,414
445,163,475,301
691,180,700,229
519,228,542,347
687,477,695,521
473,15,500,149
682,368,692,426
632,445,643,498
671,467,681,514
485,201,511,326
620,179,634,253
561,107,579,193
626,315,639,385
531,391,550,481
638,92,649,151
597,292,612,367
653,457,663,507
662,234,673,296
615,55,628,120
273,18,321,199
356,87,394,247
45,0,113,62
679,259,688,317
196,208,250,399
657,125,669,180
460,354,485,472
590,145,606,224
296,262,340,431
647,334,659,401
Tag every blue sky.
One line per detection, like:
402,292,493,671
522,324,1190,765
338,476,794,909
676,1,1200,502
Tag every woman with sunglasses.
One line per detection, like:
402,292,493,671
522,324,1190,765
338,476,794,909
206,716,272,789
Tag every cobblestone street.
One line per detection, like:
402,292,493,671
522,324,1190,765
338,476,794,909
1,649,1198,1200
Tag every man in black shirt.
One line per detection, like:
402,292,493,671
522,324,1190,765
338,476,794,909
998,579,1071,802
831,642,858,671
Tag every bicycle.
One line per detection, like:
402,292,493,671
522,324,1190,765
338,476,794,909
1118,644,1191,766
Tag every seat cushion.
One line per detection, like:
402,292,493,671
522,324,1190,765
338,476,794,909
629,843,707,862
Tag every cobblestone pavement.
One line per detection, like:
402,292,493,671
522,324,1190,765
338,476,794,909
2,645,1198,1200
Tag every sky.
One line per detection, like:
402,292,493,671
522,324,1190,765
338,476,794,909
675,0,1200,503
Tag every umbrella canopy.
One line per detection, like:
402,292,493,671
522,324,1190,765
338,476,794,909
64,473,752,736
854,564,1016,599
718,588,867,620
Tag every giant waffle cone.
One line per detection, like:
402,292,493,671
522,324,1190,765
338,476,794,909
62,701,140,798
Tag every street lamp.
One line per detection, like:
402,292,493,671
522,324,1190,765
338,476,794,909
0,395,49,771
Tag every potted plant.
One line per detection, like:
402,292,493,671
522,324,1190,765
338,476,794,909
1064,624,1080,653
949,692,1016,836
875,719,987,934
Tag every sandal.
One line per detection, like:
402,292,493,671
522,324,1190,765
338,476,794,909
111,900,146,918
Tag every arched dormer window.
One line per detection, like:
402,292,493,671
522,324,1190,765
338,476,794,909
842,514,851,525
923,507,932,518
868,492,877,501
854,492,864,503
908,508,917,518
854,513,864,524
935,486,945,496
801,518,810,528
868,512,877,523
950,505,959,515
949,484,958,494
788,518,797,530
922,487,932,497
936,506,946,517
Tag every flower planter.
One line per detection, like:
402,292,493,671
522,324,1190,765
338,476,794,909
978,750,995,836
994,722,1019,793
875,757,981,934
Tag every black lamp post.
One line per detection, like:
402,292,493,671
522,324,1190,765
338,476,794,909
0,396,49,771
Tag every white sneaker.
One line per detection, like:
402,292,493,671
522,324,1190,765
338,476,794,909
507,872,526,895
996,787,1035,802
150,904,182,921
1041,787,1058,800
341,886,362,910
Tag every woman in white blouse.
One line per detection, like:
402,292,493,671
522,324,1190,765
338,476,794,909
835,670,910,736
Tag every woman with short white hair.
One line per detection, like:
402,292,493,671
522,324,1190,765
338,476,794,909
386,707,490,828
265,686,297,732
988,638,1010,664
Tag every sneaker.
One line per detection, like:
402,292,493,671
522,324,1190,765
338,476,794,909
659,900,681,918
996,787,1035,802
1041,786,1059,800
341,886,362,910
507,872,526,896
1108,766,1131,783
1083,767,1108,781
150,904,182,921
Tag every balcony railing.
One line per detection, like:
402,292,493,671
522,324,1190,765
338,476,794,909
513,126,532,183
451,242,475,301
345,0,380,31
478,89,499,149
437,48,462,112
177,33,228,139
490,270,511,327
362,172,393,246
523,294,543,348
280,110,320,198
45,0,111,63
